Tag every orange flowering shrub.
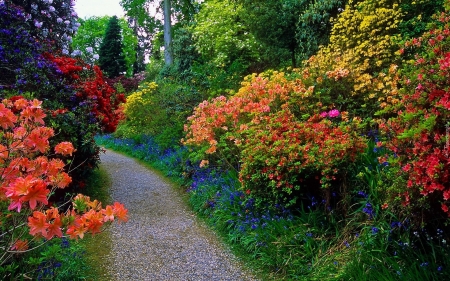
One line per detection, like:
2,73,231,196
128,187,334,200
0,98,127,265
183,71,366,205
239,110,366,204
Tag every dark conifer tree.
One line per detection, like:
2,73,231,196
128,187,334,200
98,16,126,78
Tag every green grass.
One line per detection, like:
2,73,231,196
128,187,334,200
78,166,114,281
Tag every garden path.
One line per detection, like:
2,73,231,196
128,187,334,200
98,149,259,281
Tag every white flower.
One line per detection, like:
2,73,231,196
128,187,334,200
86,47,94,53
62,49,69,55
93,54,99,60
57,17,63,23
49,6,55,12
64,20,70,25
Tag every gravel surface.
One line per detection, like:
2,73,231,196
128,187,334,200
99,149,259,281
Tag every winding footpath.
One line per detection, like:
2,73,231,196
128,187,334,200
99,149,259,281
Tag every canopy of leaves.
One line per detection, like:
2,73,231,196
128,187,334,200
189,0,259,68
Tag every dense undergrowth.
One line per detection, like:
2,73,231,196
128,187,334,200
95,134,450,280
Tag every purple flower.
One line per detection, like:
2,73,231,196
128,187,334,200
34,20,43,28
328,109,340,118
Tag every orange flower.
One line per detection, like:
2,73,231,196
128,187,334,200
54,141,75,156
22,180,49,210
28,211,49,237
102,205,115,222
113,202,128,223
11,239,29,251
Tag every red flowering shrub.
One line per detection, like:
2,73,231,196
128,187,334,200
379,7,450,218
239,110,366,204
105,75,142,94
46,53,125,133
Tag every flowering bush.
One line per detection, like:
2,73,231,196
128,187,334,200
6,0,80,51
0,98,127,269
183,71,366,205
46,53,126,133
298,0,403,120
239,110,366,205
0,2,126,187
379,6,450,221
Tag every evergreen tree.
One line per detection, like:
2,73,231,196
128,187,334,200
98,16,126,78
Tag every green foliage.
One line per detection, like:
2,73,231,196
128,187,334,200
238,0,303,67
72,16,110,55
98,16,127,78
297,0,345,60
115,80,207,150
189,0,259,68
0,233,93,280
398,0,445,40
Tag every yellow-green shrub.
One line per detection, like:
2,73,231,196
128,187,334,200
114,82,158,139
302,0,403,119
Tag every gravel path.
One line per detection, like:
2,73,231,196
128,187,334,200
99,149,259,281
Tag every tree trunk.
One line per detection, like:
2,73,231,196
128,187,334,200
291,47,296,68
163,0,173,66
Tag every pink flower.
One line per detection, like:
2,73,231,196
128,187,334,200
320,111,328,118
328,109,340,118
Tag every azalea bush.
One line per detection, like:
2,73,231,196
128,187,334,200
378,5,450,227
0,98,127,278
183,70,367,207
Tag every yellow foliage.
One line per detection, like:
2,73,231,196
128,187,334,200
123,82,158,125
300,0,403,116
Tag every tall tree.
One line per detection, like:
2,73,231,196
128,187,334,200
189,0,259,68
120,0,199,63
163,0,173,65
72,16,138,76
98,16,127,78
